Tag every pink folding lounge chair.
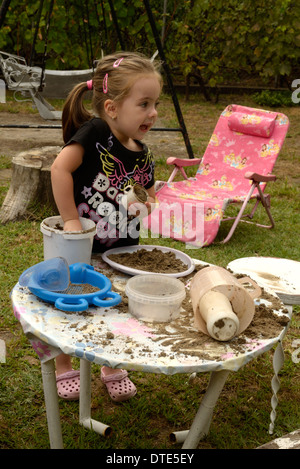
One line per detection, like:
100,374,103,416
144,104,289,246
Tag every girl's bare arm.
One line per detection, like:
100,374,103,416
51,143,84,231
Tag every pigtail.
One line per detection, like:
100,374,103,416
62,82,93,143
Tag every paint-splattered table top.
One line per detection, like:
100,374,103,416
11,255,291,375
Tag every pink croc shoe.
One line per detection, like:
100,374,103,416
101,368,137,402
56,370,80,400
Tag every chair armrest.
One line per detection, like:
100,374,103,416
166,157,201,167
245,172,276,182
166,157,201,183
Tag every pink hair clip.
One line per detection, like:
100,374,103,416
113,57,124,68
86,79,93,90
103,73,108,94
102,59,123,94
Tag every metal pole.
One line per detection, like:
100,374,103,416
107,0,125,50
0,124,183,131
182,370,230,449
41,359,64,449
79,359,112,437
0,0,11,29
161,0,167,45
29,0,44,67
143,0,194,159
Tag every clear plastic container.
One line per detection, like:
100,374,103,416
125,274,186,323
19,257,70,291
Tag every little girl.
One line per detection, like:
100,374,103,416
51,52,162,402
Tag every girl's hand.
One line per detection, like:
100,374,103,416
145,197,155,215
128,198,155,218
63,218,83,232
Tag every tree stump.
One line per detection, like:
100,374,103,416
0,146,61,223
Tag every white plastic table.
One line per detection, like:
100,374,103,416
10,255,292,449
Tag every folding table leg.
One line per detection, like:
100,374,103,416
41,359,64,449
79,359,112,436
173,370,230,449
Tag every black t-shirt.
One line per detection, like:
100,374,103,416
66,118,155,252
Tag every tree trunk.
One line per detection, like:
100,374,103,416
0,146,61,223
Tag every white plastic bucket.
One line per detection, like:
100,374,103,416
40,216,96,265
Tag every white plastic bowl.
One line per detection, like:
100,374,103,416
125,274,186,323
102,245,195,277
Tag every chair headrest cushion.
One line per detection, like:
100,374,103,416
228,111,277,137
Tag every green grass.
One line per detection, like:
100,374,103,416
0,91,299,449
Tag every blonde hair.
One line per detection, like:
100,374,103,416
62,51,163,143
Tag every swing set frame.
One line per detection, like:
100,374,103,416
0,0,194,158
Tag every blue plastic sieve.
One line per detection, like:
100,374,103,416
25,262,121,312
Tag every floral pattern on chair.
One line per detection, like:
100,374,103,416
145,104,289,246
